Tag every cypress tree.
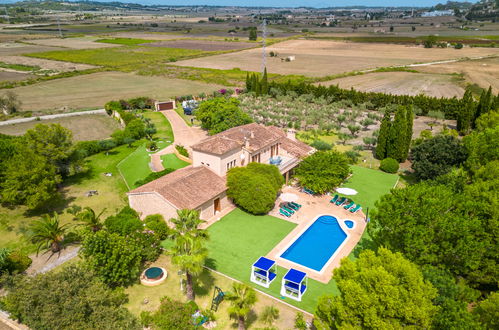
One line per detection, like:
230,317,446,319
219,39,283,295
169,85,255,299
402,106,414,162
457,89,474,134
261,68,269,95
387,106,407,162
245,72,251,92
253,73,261,96
375,111,391,160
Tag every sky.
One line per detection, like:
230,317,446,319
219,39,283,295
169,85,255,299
124,0,474,8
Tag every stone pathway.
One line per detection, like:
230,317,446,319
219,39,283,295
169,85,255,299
150,110,207,172
26,246,80,275
0,109,105,126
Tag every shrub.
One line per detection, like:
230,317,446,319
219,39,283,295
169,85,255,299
175,144,189,157
295,151,350,194
144,214,170,240
146,141,158,151
141,297,196,329
310,139,332,151
74,140,102,158
454,43,463,49
134,168,175,187
5,251,32,274
104,100,122,115
227,163,283,214
104,206,143,235
345,150,361,164
380,158,399,173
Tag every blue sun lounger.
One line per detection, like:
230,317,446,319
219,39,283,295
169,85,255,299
290,201,302,209
343,201,355,210
280,209,291,217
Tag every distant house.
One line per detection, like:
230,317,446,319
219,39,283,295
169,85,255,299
128,123,313,222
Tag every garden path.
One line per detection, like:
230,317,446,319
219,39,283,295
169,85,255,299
150,110,207,172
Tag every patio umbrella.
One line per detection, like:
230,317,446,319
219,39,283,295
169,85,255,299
336,188,358,195
280,193,299,202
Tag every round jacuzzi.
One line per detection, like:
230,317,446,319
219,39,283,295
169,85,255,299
344,220,356,229
141,267,167,286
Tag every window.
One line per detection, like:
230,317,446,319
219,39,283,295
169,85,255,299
251,153,260,163
226,159,236,170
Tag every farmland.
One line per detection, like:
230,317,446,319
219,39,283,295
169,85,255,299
23,36,121,49
0,113,121,140
8,71,223,112
173,39,499,77
0,55,97,72
320,71,465,98
144,39,255,51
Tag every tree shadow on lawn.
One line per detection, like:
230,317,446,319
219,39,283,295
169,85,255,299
195,267,216,298
229,310,258,329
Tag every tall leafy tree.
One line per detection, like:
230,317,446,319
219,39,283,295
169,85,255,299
314,248,438,329
375,111,391,159
227,282,257,330
30,213,70,254
474,292,499,329
386,106,407,162
169,209,208,301
195,97,253,135
295,150,350,194
81,230,143,287
457,89,475,134
24,123,73,175
260,68,269,95
474,86,492,124
411,135,467,181
1,147,60,209
1,265,140,329
464,125,499,174
402,105,414,161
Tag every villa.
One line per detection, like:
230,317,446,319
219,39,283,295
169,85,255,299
127,123,314,222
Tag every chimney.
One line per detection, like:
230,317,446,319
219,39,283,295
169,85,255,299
244,137,250,148
287,129,296,141
250,131,255,139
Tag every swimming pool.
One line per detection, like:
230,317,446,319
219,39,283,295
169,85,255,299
280,215,348,272
344,220,355,229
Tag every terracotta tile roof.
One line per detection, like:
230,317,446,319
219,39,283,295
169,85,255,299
128,166,227,209
266,126,314,158
191,123,284,155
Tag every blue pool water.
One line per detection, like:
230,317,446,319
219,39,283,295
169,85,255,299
280,215,347,272
344,220,355,229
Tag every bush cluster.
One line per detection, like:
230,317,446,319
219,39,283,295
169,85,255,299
379,158,399,173
175,144,189,157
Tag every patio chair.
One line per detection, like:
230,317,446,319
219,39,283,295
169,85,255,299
343,201,355,210
350,204,362,213
282,205,295,214
290,201,302,209
330,194,339,203
287,202,299,211
335,197,346,206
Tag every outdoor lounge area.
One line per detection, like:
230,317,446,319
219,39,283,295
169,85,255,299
281,268,308,302
250,257,277,288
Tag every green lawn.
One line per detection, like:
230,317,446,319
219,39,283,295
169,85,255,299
338,165,399,210
161,153,189,170
95,38,157,46
203,208,339,313
142,111,174,142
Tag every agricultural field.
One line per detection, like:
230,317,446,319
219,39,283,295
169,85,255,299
144,39,255,51
319,71,465,98
173,39,499,77
0,55,97,72
0,42,64,56
24,36,121,49
0,70,34,81
0,113,121,140
416,56,499,93
7,71,223,112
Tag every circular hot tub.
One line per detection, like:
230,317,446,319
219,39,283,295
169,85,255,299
141,267,167,286
344,220,356,229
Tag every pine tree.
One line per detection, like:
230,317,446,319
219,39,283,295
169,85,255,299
249,28,257,41
401,106,414,162
387,106,407,162
253,73,261,96
261,68,269,95
375,112,391,160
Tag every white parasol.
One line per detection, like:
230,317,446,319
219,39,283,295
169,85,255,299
280,193,299,202
336,188,358,195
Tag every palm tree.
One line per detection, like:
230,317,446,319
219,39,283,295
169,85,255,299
169,209,208,301
30,213,70,254
227,282,257,330
76,207,105,232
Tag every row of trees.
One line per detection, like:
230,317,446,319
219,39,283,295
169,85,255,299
375,105,413,162
457,86,495,134
267,80,499,119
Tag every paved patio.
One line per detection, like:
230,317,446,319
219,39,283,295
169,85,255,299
266,186,367,283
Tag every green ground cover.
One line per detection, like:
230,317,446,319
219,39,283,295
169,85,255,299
26,46,211,68
203,208,339,313
338,165,399,210
116,143,154,189
161,153,189,170
95,38,157,46
142,111,174,142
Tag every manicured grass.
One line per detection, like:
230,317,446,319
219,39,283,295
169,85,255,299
142,111,174,142
338,165,399,210
161,153,189,170
116,143,153,190
27,46,211,68
95,38,157,46
204,208,339,313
